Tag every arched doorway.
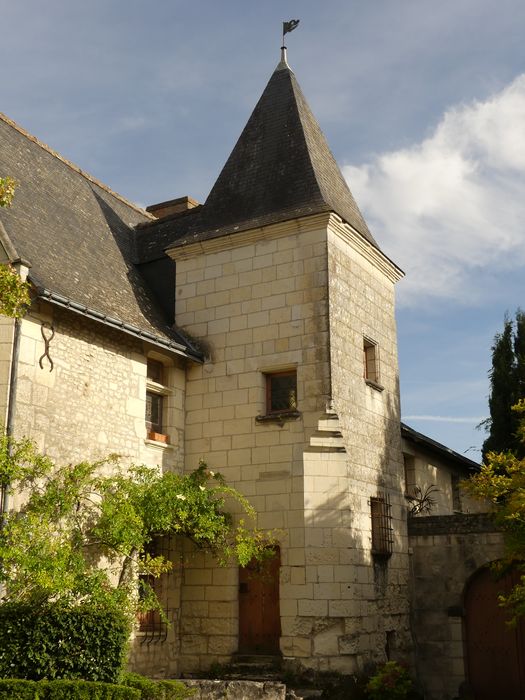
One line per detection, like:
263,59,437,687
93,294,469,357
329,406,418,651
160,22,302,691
238,547,281,654
464,565,525,699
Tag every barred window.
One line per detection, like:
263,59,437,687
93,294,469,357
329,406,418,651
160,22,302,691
266,370,297,414
137,535,172,643
370,494,393,558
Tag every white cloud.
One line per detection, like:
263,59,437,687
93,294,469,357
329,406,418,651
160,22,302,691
343,74,525,306
403,415,483,424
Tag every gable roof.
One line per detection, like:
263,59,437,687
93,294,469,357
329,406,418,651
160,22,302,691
0,113,201,360
136,54,378,262
401,422,480,474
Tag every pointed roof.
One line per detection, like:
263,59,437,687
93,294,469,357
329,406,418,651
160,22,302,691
136,54,379,260
204,53,377,245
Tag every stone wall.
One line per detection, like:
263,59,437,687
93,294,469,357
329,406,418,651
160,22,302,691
4,301,188,677
323,217,411,671
401,440,484,516
182,680,286,700
10,302,185,474
172,215,331,674
408,513,504,700
171,212,409,675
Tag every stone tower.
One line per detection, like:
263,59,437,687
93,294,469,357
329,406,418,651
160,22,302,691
135,49,409,676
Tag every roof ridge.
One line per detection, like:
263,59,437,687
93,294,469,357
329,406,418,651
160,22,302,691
0,112,155,221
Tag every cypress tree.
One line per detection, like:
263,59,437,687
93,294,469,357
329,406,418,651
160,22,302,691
482,311,525,460
514,310,525,402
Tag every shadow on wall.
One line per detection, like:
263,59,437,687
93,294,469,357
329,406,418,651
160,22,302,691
299,380,413,675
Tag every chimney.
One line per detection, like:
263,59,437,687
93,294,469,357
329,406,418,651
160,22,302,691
146,195,199,219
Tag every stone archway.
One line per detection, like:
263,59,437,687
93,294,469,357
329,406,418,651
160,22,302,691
464,565,525,699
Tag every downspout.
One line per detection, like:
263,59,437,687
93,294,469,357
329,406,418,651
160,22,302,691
0,257,30,519
1,315,22,517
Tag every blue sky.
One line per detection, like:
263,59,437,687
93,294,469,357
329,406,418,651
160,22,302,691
3,0,525,458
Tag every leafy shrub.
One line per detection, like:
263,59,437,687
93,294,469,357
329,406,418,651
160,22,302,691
366,661,413,700
0,679,139,699
0,602,130,682
121,673,194,699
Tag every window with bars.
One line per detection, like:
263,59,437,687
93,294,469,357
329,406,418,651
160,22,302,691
370,494,393,558
137,535,172,643
265,370,297,414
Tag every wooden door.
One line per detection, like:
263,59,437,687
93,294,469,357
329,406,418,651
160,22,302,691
465,566,525,699
238,548,281,654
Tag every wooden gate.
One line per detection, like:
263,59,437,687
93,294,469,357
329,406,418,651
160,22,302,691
464,566,525,699
238,547,281,654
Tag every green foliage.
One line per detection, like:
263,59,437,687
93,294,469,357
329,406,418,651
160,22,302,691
0,177,16,208
0,679,139,699
0,176,31,317
121,673,194,700
0,265,30,317
483,312,525,460
0,442,273,614
0,602,130,682
366,662,413,700
466,399,525,620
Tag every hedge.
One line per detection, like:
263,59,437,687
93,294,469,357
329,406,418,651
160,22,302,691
0,679,140,699
0,602,130,682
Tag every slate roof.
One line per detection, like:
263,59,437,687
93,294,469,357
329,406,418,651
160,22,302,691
0,113,201,360
136,55,378,262
401,422,480,474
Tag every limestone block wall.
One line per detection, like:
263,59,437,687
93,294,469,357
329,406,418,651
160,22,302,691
401,442,485,516
325,217,411,667
9,300,186,489
171,215,332,673
282,412,363,673
408,514,504,700
129,549,184,678
5,301,189,676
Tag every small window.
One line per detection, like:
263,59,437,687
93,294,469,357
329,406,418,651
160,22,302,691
145,359,169,443
403,454,416,496
363,338,379,384
146,391,164,434
451,474,462,512
370,494,393,558
266,370,297,414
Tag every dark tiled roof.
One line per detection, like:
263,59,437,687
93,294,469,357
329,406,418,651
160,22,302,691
0,113,201,360
136,58,378,261
401,422,480,473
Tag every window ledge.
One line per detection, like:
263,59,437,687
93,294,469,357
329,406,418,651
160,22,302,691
255,410,302,427
365,379,384,392
146,380,171,396
144,438,173,450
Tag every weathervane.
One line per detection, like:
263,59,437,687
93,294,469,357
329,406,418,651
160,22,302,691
282,19,300,48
